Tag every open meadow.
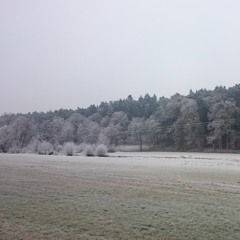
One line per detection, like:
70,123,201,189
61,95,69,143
0,152,240,240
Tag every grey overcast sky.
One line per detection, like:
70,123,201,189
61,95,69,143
0,0,240,114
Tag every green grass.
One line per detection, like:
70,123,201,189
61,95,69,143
0,153,240,239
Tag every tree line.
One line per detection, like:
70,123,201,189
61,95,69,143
1,84,240,153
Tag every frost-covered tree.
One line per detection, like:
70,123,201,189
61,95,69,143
88,112,102,124
67,113,86,142
59,122,74,144
38,120,53,143
144,116,159,148
77,119,100,144
105,124,119,147
0,125,13,152
110,111,129,130
228,84,240,108
38,117,64,145
0,113,15,127
207,100,240,150
128,117,146,151
108,111,129,144
11,116,35,151
154,95,184,148
51,117,65,145
86,121,100,144
173,99,204,150
100,116,110,127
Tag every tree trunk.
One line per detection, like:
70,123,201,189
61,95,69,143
0,144,6,153
226,132,229,151
21,132,27,151
139,135,143,151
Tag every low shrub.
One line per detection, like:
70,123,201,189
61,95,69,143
38,141,53,155
84,145,95,157
63,142,76,156
96,144,108,157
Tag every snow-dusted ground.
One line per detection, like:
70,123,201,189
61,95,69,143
1,151,240,240
1,151,239,172
108,151,240,170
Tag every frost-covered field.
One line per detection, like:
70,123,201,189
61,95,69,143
0,152,240,240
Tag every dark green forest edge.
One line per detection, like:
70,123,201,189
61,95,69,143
1,84,240,154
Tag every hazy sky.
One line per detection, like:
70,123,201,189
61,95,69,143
1,0,240,114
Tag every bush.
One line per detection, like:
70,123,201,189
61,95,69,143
84,145,95,157
37,141,53,155
96,144,108,157
63,142,76,156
